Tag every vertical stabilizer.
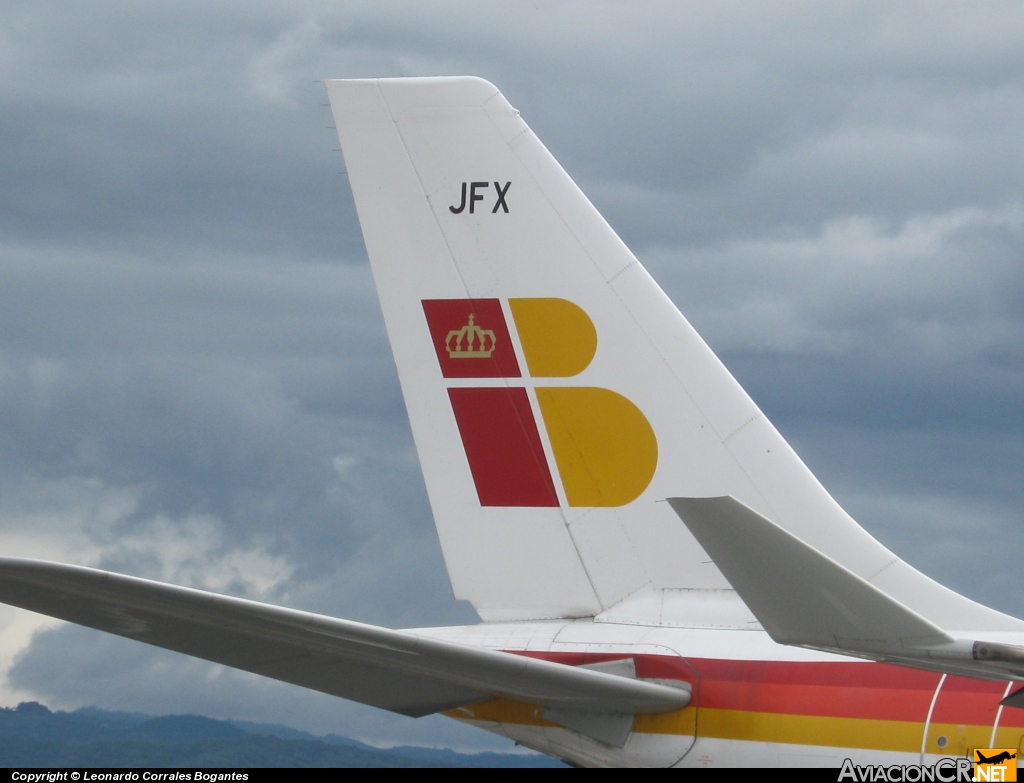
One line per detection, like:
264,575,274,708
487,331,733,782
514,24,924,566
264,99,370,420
327,77,1022,632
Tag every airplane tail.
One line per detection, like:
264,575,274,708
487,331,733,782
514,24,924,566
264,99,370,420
327,77,1021,632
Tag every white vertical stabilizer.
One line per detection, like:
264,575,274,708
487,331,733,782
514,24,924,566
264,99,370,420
327,77,1021,632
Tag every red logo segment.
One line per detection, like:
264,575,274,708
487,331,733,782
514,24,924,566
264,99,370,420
422,299,520,378
448,387,559,507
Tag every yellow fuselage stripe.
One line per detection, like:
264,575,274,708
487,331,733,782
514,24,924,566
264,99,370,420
447,699,1024,753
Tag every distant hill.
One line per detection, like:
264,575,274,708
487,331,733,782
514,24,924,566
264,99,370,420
0,702,565,768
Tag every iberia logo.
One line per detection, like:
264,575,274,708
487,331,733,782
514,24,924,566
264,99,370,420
422,298,657,508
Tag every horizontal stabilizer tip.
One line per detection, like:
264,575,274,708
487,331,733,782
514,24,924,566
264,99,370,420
1002,686,1024,709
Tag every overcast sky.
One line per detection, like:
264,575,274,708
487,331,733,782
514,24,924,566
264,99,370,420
1,0,1023,751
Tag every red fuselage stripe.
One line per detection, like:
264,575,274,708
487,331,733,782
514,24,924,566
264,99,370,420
513,651,1024,728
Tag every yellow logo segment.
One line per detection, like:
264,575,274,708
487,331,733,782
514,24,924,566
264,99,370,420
509,298,597,377
536,387,657,507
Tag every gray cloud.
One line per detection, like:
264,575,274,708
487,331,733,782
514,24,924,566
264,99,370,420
0,0,1022,748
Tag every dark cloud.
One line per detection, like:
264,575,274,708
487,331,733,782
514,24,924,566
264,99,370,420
0,0,1023,748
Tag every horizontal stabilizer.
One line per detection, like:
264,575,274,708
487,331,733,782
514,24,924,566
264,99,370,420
0,558,690,718
668,497,1024,681
667,496,951,651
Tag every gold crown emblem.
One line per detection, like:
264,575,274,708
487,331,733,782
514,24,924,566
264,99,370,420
446,314,497,358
